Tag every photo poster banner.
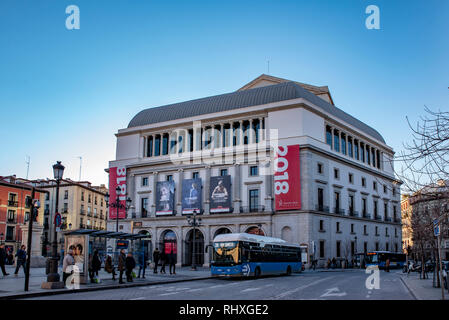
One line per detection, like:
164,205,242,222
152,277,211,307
108,166,127,219
65,234,89,283
209,175,232,213
156,181,175,215
181,178,202,214
274,144,301,211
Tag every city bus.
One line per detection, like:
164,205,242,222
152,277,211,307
210,233,303,278
364,251,406,269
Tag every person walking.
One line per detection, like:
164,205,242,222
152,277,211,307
14,245,27,275
89,250,102,283
137,251,147,279
0,244,9,276
62,248,75,284
385,258,390,272
118,249,126,284
160,250,166,274
153,247,160,274
104,255,116,280
125,252,136,282
169,249,176,275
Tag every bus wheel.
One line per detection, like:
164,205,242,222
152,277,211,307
286,266,292,276
254,267,261,279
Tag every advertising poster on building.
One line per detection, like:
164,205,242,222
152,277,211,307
274,144,301,211
156,181,175,215
209,175,232,213
65,234,89,281
108,166,127,219
181,178,202,214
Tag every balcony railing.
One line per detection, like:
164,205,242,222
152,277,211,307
348,210,359,217
80,209,85,215
333,208,345,215
240,205,265,213
315,205,330,213
374,215,382,221
394,217,401,223
362,212,371,219
7,216,17,223
384,217,392,222
8,200,18,207
79,224,86,229
87,212,92,217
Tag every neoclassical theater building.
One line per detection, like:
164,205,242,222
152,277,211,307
107,74,402,267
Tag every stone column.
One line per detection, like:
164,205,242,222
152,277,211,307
239,120,244,145
233,164,241,213
151,171,158,217
21,223,46,267
249,119,254,144
152,134,156,157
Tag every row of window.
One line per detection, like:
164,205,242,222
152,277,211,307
144,118,265,157
325,125,382,170
319,220,399,237
318,239,400,258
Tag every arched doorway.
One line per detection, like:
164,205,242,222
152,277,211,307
184,229,204,267
246,226,265,236
160,230,177,264
213,227,232,239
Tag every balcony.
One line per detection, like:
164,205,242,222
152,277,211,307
100,214,104,219
80,209,85,215
374,215,382,221
315,205,330,213
333,208,345,215
384,217,392,222
362,212,371,219
7,216,17,223
240,205,265,213
348,210,359,217
8,200,18,207
87,212,92,217
394,217,401,223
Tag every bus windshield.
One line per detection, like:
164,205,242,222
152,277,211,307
212,241,239,265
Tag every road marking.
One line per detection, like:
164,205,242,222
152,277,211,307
159,292,180,296
272,278,328,299
241,287,260,293
130,297,145,300
209,284,227,289
320,287,347,297
186,288,203,292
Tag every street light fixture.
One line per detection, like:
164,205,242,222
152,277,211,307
42,161,65,289
25,193,41,291
104,190,133,232
187,210,201,271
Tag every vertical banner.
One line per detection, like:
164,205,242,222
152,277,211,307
182,178,202,214
108,166,127,219
274,144,301,211
156,181,175,215
210,175,232,213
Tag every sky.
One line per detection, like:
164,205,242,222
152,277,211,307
0,0,448,186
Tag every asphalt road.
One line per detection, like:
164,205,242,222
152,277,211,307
26,269,414,300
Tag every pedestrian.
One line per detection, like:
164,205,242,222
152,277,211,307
104,255,116,280
331,257,336,269
326,258,331,269
14,245,27,276
0,244,9,276
153,247,160,274
169,249,176,275
125,252,136,282
160,250,166,274
137,251,147,279
89,250,102,283
62,247,75,284
118,249,126,284
7,251,14,265
385,258,390,272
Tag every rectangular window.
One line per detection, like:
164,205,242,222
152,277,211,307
162,134,169,155
360,143,365,162
366,146,370,165
385,227,389,236
318,188,324,211
354,140,359,160
341,133,346,155
154,135,161,156
336,241,341,257
320,240,325,258
383,185,387,193
364,242,368,253
249,189,259,212
372,148,376,167
351,241,355,256
319,220,324,231
6,226,14,241
374,200,378,217
220,169,228,176
362,198,367,215
147,136,153,157
81,192,84,201
326,126,332,148
348,173,353,184
362,177,366,187
376,150,381,169
336,222,340,232
141,198,148,218
375,226,379,236
334,168,339,179
64,190,68,199
349,195,354,214
385,243,389,251
373,182,377,190
192,172,199,179
334,130,340,152
351,224,354,233
348,137,353,158
142,177,149,186
166,175,173,181
334,192,340,213
375,242,379,251
250,166,258,176
364,225,367,235
178,134,184,154
317,163,323,174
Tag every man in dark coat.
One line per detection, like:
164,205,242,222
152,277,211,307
169,249,176,275
14,245,27,275
125,253,136,282
0,244,9,276
153,248,160,274
118,249,126,284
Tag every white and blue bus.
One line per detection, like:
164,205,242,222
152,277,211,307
210,233,303,278
364,251,406,269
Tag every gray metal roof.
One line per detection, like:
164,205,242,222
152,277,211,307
128,81,386,144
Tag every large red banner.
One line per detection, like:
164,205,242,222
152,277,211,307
109,166,127,219
274,145,301,211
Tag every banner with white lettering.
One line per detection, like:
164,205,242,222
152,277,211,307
108,166,127,219
274,145,301,211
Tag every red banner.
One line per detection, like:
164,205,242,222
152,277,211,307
109,166,127,219
274,145,301,211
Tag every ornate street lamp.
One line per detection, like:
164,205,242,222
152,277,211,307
187,210,202,271
42,161,65,289
104,189,132,232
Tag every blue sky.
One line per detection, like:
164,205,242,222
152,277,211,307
0,0,447,185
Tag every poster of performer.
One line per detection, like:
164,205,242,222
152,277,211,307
156,181,175,215
182,178,202,214
64,234,89,283
209,175,232,213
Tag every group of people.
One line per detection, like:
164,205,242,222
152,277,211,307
61,247,177,285
0,244,28,277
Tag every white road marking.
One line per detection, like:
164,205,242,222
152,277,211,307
186,288,203,292
241,287,260,293
130,297,145,300
272,278,328,299
159,292,180,296
320,287,347,297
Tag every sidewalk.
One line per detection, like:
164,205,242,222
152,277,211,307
0,265,212,299
400,271,448,300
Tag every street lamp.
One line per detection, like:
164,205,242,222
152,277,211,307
25,197,40,291
42,161,65,289
187,210,202,271
104,188,133,232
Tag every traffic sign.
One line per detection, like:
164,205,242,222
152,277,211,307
434,220,440,237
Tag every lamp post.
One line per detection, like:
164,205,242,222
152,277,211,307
104,188,132,233
25,192,40,291
187,210,201,271
42,161,65,289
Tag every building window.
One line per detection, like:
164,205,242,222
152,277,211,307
392,188,396,197
166,175,173,182
351,224,354,233
362,177,366,187
320,240,325,258
249,189,259,212
326,126,332,147
341,133,346,155
384,202,388,218
336,241,341,257
375,242,379,251
142,177,149,186
383,185,387,193
363,225,368,235
354,140,359,160
319,220,324,231
154,135,161,156
373,181,377,191
317,188,324,211
88,194,91,203
6,226,14,241
333,130,340,152
362,198,367,216
334,168,339,179
192,172,199,179
348,137,353,158
336,222,341,233
81,192,84,201
147,136,153,157
385,227,389,237
250,166,258,176
94,196,97,205
351,241,355,256
375,226,379,236
162,133,169,155
45,193,50,201
364,242,368,253
348,173,353,184
386,242,389,251
374,200,378,218
317,163,323,174
360,143,365,162
141,198,148,218
64,190,68,199
220,169,228,176
334,192,340,214
349,195,354,214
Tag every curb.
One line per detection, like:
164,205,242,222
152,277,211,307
0,276,213,300
399,275,419,300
